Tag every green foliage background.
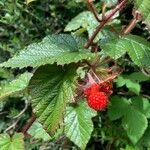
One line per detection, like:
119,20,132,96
0,0,150,150
0,0,86,149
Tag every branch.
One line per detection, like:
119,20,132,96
86,0,101,22
13,100,29,119
122,9,142,34
5,119,20,132
4,100,29,133
85,0,128,49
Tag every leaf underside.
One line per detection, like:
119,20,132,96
135,0,150,23
64,100,97,150
29,65,77,135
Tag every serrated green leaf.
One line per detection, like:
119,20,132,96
101,0,118,7
125,79,141,95
128,72,150,82
140,124,150,147
126,35,150,67
115,72,150,86
108,96,130,121
29,65,77,135
28,121,51,141
0,133,24,150
101,34,150,67
101,37,127,59
135,0,150,23
64,100,97,150
122,107,148,144
115,76,126,87
115,72,150,95
125,145,140,150
0,34,94,69
65,11,91,32
65,11,119,42
108,96,149,144
0,72,33,100
131,96,150,118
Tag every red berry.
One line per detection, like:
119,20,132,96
87,92,108,111
84,83,100,97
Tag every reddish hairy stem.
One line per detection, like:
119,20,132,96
87,0,101,22
99,74,118,84
122,10,142,35
21,114,36,137
85,0,128,49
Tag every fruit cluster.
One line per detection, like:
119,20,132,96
84,82,112,111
